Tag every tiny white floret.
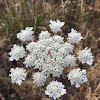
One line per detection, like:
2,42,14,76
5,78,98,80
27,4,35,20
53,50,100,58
58,42,74,55
8,44,26,61
64,55,76,67
17,27,34,41
26,42,37,52
49,19,65,33
53,35,64,43
67,28,83,43
77,47,94,65
23,55,36,67
9,67,27,85
39,31,51,40
45,81,66,99
67,68,88,88
33,71,47,87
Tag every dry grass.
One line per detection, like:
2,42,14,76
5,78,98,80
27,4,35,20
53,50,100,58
0,0,100,100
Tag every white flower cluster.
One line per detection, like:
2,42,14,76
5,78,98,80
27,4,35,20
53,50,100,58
17,27,34,41
23,54,36,67
8,19,94,99
49,19,65,33
53,35,64,43
45,81,66,99
33,71,47,87
64,55,76,67
38,31,51,40
9,67,27,85
67,28,83,43
67,68,88,88
26,42,37,52
77,47,94,65
24,32,75,78
8,44,26,61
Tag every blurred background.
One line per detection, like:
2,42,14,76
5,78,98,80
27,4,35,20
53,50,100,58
0,0,100,100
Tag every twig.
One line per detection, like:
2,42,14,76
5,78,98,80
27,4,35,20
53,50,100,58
27,68,34,73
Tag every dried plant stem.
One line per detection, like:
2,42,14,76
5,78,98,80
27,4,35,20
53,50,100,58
27,68,34,73
81,0,84,14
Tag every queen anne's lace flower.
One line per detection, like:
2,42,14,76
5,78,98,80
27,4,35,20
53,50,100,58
67,28,83,43
9,67,27,85
64,55,76,67
45,81,66,99
33,71,47,87
24,33,75,77
8,44,26,61
17,27,34,41
77,47,94,65
49,19,65,33
67,68,88,88
9,19,94,98
38,31,51,40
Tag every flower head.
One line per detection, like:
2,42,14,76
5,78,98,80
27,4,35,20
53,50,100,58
53,35,64,43
58,42,74,55
38,31,51,40
9,67,27,85
64,55,76,67
45,81,66,99
8,44,26,61
49,19,65,33
52,66,64,78
24,34,75,78
77,47,94,65
23,54,36,67
67,28,83,43
17,27,34,41
26,42,37,52
33,71,47,87
67,68,88,88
